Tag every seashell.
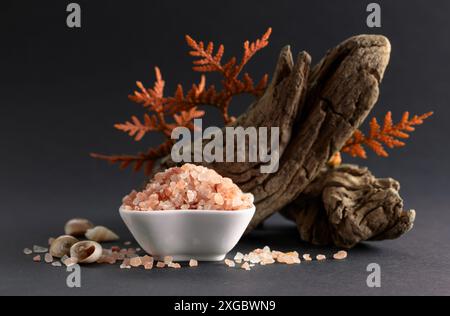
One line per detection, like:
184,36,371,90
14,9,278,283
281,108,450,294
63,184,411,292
49,235,79,258
64,218,94,237
70,241,103,264
85,226,120,243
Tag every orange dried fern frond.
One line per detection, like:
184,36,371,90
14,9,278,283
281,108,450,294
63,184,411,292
181,28,272,122
91,142,173,176
92,29,271,174
342,111,433,158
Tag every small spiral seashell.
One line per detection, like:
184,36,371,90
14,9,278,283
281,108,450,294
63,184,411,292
50,235,79,258
69,241,103,264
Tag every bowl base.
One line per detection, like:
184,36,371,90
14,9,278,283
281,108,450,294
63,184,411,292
153,254,226,262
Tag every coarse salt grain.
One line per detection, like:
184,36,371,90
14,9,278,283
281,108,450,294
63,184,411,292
120,263,131,269
156,262,166,268
52,261,62,267
164,256,174,265
64,258,78,267
316,255,326,261
189,259,198,267
168,262,181,269
122,164,254,211
111,246,121,253
333,251,348,260
303,254,312,262
33,245,48,254
130,257,142,267
241,262,251,271
224,259,235,268
23,248,32,255
33,255,41,262
141,255,154,264
44,253,53,264
144,262,153,270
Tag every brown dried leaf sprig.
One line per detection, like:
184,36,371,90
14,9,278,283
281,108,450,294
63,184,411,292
91,29,272,175
342,111,433,158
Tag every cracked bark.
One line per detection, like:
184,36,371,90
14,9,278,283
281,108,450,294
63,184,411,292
160,34,415,247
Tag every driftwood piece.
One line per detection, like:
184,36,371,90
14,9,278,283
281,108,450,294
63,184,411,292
169,34,391,231
282,164,416,248
161,34,415,245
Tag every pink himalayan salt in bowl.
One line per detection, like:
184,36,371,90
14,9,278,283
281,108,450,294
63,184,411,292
122,164,254,211
119,164,256,261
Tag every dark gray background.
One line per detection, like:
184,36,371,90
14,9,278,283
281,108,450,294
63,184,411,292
1,0,449,296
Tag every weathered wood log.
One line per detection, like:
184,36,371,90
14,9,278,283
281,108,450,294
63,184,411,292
282,164,416,248
246,35,391,231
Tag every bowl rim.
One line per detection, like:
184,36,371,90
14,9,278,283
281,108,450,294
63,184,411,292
119,205,255,215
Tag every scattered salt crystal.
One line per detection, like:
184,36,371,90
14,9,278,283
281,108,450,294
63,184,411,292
234,252,244,261
316,255,326,261
141,255,154,265
189,259,198,267
144,262,153,270
33,245,48,254
120,263,131,269
271,251,282,259
52,261,62,267
130,257,142,267
248,253,261,264
333,251,348,260
224,259,235,268
124,241,132,246
303,254,312,262
241,262,251,271
44,253,53,264
107,256,117,265
260,258,275,265
23,248,32,255
64,258,78,267
60,255,69,263
168,262,181,269
111,246,121,252
164,256,174,265
263,246,271,253
33,255,41,262
156,262,166,268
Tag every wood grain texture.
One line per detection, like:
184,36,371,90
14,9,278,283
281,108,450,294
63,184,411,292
282,164,416,248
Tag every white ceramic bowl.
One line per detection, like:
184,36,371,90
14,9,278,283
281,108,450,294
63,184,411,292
119,206,255,261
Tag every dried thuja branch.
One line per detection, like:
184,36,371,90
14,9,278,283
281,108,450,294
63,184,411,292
175,28,271,123
91,29,272,174
342,111,433,158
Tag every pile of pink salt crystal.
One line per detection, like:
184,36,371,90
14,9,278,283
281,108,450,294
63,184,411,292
122,164,254,211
